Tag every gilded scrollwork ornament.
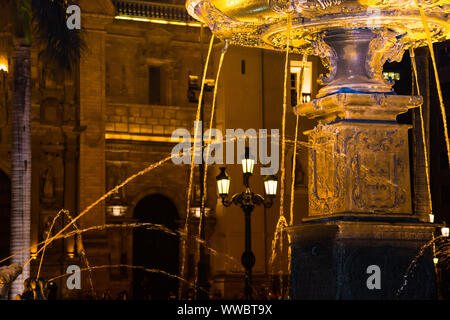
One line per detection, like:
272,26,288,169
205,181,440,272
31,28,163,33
270,0,295,15
311,34,338,85
365,29,405,82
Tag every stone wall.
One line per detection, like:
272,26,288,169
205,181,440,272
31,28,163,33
105,103,205,136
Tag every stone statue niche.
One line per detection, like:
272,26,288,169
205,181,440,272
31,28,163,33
39,150,63,208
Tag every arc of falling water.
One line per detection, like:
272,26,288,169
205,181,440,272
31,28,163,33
286,53,308,299
3,219,244,275
4,133,250,268
46,264,267,299
270,12,292,299
6,138,413,297
8,2,450,302
395,235,444,298
59,222,243,271
411,4,450,289
35,209,96,298
36,210,64,279
2,133,398,273
0,133,313,295
63,210,96,299
289,54,307,228
21,155,175,270
179,33,215,299
46,264,207,295
409,47,438,277
1,134,283,268
410,50,431,200
415,0,450,170
194,40,229,298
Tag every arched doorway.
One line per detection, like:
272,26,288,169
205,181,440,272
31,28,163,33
0,170,10,266
133,194,179,300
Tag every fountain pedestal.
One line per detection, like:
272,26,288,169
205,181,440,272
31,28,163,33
288,29,437,299
288,221,436,299
300,93,419,218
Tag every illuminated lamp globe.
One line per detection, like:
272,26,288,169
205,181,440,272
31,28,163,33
216,167,230,197
264,175,278,197
241,146,255,175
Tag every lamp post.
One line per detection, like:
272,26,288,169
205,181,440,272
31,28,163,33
216,147,278,300
187,48,215,300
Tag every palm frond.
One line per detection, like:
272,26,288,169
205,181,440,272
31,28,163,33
32,0,86,73
11,0,32,44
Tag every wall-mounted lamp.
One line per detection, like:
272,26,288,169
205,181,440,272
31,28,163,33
0,56,8,73
188,75,215,103
29,244,38,260
106,205,128,217
190,207,211,219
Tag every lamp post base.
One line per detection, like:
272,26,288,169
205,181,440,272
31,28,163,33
242,205,255,300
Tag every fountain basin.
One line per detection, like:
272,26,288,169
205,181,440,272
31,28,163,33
187,0,449,96
187,0,450,51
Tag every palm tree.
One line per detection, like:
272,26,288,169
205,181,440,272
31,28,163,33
7,0,83,298
9,0,32,299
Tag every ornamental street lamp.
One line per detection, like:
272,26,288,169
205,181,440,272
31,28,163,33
216,147,277,300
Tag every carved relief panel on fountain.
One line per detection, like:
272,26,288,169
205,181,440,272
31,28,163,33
309,128,344,215
308,122,412,217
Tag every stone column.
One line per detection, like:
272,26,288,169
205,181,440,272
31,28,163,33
63,130,78,253
288,29,436,299
411,48,431,223
77,0,114,297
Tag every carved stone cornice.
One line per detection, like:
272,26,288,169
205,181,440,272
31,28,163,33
77,0,115,30
295,92,422,123
287,221,435,244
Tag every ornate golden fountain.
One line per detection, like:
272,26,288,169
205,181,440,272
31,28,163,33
186,0,450,299
186,0,449,95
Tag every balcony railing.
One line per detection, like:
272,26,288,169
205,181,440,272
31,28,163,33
112,0,198,24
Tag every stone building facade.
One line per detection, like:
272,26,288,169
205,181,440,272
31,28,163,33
0,0,319,299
